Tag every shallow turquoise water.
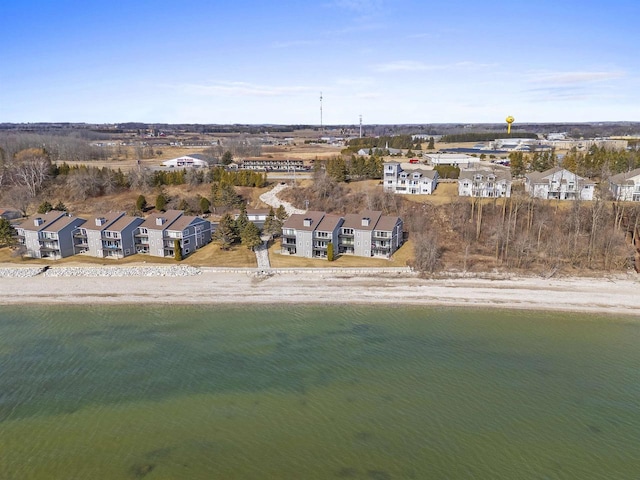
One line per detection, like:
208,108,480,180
0,305,639,479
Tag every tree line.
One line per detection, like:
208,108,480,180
509,146,640,179
345,135,422,152
441,132,538,143
281,172,640,275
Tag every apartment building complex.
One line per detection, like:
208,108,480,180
136,210,212,258
458,169,512,198
609,168,640,201
15,210,86,259
74,212,144,259
16,209,212,260
525,167,595,200
383,162,439,195
282,210,403,259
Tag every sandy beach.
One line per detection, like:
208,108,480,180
1,265,639,316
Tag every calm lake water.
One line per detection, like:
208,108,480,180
0,305,639,480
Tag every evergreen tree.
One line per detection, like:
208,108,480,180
155,194,167,212
199,196,210,214
0,218,15,247
275,205,288,224
509,152,527,177
37,201,53,214
213,213,239,249
263,206,279,237
54,201,67,212
427,137,435,150
241,221,262,250
326,156,347,182
222,151,233,165
327,242,334,261
174,239,182,261
235,204,249,233
136,194,147,213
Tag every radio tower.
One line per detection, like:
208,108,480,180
319,92,323,133
359,114,362,138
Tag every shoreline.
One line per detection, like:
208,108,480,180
1,265,639,316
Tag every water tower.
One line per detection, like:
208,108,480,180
506,116,515,135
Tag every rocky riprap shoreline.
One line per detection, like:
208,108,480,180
0,266,201,278
0,267,48,278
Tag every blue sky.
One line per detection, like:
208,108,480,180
1,0,638,124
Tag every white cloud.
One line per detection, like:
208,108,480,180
372,60,495,72
528,70,625,85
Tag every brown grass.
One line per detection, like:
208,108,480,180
183,243,257,267
0,242,257,268
268,239,413,268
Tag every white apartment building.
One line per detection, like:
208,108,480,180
383,162,438,195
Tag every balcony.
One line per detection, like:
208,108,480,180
282,238,296,246
373,232,390,239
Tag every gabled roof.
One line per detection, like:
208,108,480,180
610,168,640,185
166,215,207,232
17,210,67,231
459,169,511,181
83,212,124,231
42,215,85,233
139,210,183,230
106,215,144,232
342,210,383,231
283,211,325,231
374,215,401,232
316,214,343,232
526,167,594,185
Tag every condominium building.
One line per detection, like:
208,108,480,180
458,169,512,198
609,168,640,201
383,162,438,195
15,210,86,259
282,210,403,259
135,210,212,258
525,167,595,200
74,212,144,259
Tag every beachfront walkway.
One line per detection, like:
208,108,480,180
254,235,271,269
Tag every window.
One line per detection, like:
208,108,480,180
184,239,190,245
